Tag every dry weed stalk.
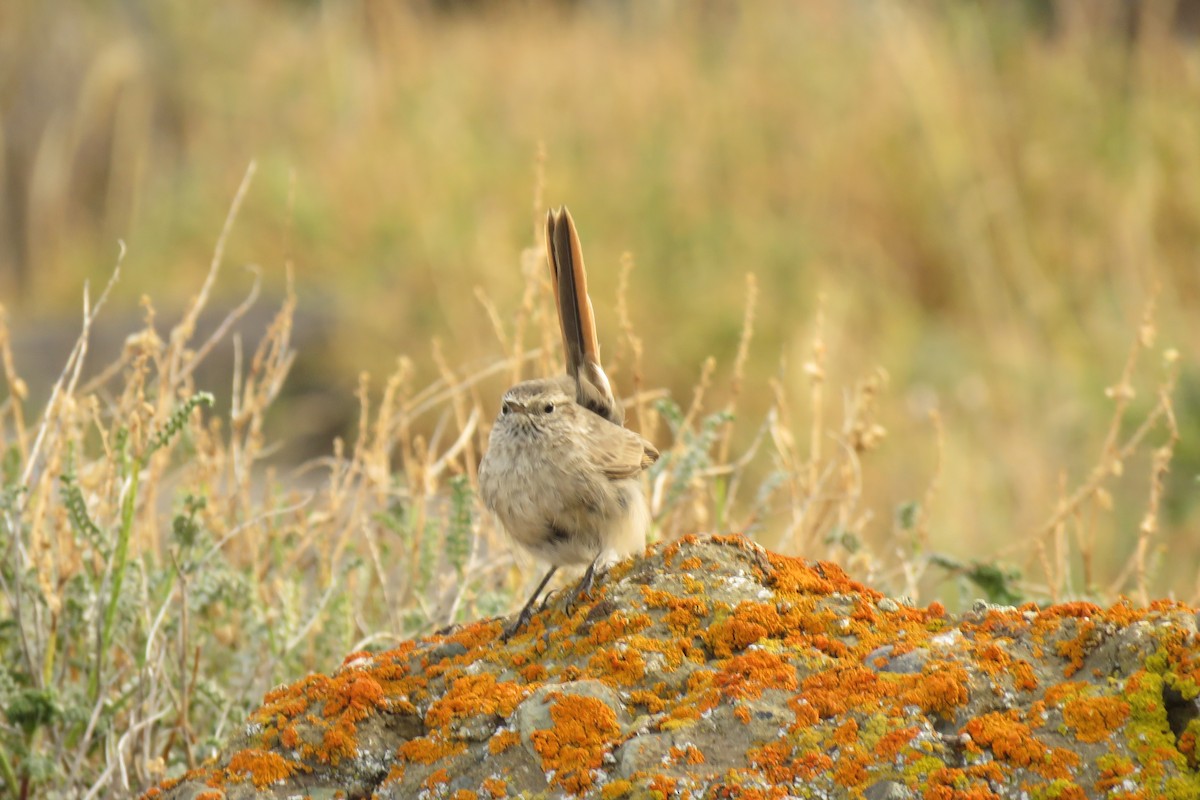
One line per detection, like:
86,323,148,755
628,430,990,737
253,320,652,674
1016,293,1180,602
896,408,945,600
771,295,889,564
0,161,501,796
615,251,651,438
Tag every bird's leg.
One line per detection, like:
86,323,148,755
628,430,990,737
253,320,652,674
564,555,601,609
503,565,558,641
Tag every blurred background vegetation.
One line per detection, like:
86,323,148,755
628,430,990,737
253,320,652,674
3,0,1200,794
4,0,1198,591
4,0,1200,576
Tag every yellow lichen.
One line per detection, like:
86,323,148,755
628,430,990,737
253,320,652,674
600,779,633,799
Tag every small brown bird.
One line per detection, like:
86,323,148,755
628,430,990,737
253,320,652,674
479,207,659,638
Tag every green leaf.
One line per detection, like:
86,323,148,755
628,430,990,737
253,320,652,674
895,501,920,531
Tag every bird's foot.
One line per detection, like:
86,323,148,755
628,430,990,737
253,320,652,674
501,603,536,642
501,565,559,642
564,558,601,609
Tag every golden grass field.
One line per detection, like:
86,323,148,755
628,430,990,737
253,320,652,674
1,1,1198,795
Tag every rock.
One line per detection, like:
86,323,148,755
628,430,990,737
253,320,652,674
141,534,1200,800
864,779,915,800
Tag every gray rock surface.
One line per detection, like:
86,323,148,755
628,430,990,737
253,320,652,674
143,535,1200,799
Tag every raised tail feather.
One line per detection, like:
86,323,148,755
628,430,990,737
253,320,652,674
546,207,623,425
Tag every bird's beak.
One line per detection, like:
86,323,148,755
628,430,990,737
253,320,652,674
503,399,527,415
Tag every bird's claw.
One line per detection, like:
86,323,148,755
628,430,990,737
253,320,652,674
564,559,600,608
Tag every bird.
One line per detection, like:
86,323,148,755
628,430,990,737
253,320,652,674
479,207,659,639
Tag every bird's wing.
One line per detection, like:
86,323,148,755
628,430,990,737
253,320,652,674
587,418,659,480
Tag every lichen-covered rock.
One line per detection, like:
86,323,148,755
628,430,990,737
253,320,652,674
142,535,1200,799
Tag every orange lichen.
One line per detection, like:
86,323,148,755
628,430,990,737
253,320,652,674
580,611,654,647
706,601,788,657
521,663,548,682
662,691,717,729
832,718,858,746
443,619,504,652
766,554,883,603
423,768,451,790
629,689,667,713
1055,620,1098,677
1012,660,1039,692
709,616,771,657
748,740,796,784
529,694,622,795
1042,602,1103,620
786,695,820,730
669,744,705,764
648,774,678,796
876,726,917,761
641,587,710,634
766,557,836,596
589,646,646,685
962,711,1079,779
247,657,417,767
973,643,1009,675
226,749,303,789
923,766,1003,800
481,776,508,798
1062,695,1130,743
425,673,527,730
801,666,883,718
1043,681,1087,707
450,790,478,800
321,719,358,763
489,730,521,755
624,633,688,672
1044,783,1089,800
1095,755,1137,793
715,650,798,699
141,539,1200,800
831,746,869,787
902,662,970,717
278,724,300,749
747,730,876,791
340,672,387,718
397,735,468,764
341,650,373,666
1180,729,1197,765
257,684,309,720
807,633,851,659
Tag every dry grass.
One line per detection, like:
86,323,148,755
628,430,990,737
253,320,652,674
0,2,1196,796
0,154,1183,798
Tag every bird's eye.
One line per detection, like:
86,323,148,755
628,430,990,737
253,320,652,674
501,404,510,415
543,403,555,414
